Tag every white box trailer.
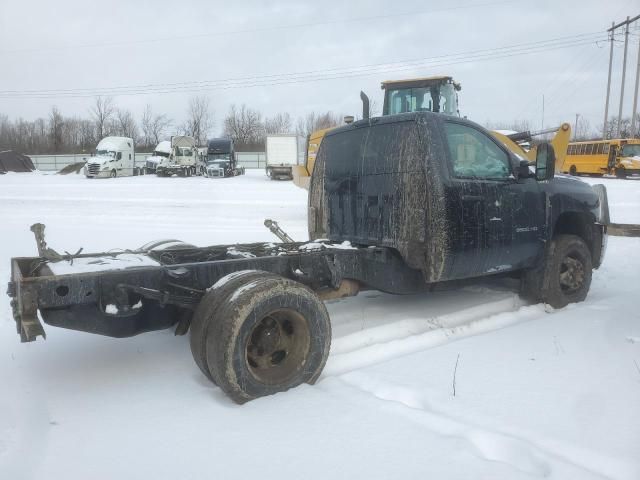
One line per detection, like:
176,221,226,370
156,136,198,177
266,135,299,180
84,137,138,178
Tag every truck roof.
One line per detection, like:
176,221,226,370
171,136,196,148
154,141,171,154
380,76,455,89
207,138,233,153
96,136,133,151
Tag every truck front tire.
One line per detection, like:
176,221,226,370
522,234,592,309
201,274,331,403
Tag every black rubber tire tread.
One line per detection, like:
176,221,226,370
190,270,278,382
521,234,592,309
205,275,331,404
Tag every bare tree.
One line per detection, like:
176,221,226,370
295,111,342,138
599,115,637,140
223,104,264,147
49,106,64,153
116,108,139,141
90,96,115,140
182,95,213,146
573,117,592,141
264,112,293,135
141,104,171,147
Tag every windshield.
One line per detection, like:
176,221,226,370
175,147,192,157
621,144,640,157
96,150,116,158
208,154,231,164
153,150,170,158
387,83,457,115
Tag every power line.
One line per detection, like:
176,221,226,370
0,0,526,55
0,33,605,99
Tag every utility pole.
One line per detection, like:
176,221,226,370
603,22,615,139
617,17,631,137
575,113,580,140
604,14,640,139
631,34,640,137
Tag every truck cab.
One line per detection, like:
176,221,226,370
145,140,171,174
85,136,136,178
204,138,244,177
156,136,198,177
309,112,607,306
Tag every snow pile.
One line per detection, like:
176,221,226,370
0,171,639,480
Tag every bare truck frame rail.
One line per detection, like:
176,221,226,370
8,226,424,344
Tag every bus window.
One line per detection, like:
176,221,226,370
604,144,609,154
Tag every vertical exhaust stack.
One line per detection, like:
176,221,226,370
360,91,370,121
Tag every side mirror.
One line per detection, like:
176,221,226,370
517,158,531,179
535,142,555,181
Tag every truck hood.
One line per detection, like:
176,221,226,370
619,156,640,168
548,174,601,218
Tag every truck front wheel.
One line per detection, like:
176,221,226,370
110,169,117,178
201,274,331,403
521,234,592,309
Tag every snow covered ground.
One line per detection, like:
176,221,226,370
0,170,639,480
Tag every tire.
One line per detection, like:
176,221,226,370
110,169,117,178
569,165,577,176
204,274,331,403
615,168,627,179
521,234,592,309
190,271,279,382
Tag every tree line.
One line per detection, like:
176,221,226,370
0,95,344,155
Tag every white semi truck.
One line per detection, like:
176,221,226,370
156,136,198,177
265,135,300,180
84,137,138,178
145,140,171,174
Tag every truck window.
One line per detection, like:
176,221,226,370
444,122,509,179
117,152,122,160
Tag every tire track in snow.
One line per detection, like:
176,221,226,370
323,299,535,377
335,373,638,480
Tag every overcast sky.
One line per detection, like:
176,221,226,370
1,0,638,135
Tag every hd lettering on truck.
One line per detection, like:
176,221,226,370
8,111,609,404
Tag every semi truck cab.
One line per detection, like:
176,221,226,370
85,136,136,178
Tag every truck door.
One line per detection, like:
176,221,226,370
441,121,544,279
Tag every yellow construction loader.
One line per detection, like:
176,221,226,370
293,76,571,190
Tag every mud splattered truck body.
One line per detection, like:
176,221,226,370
8,112,609,403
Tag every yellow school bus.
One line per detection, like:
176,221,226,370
561,138,640,178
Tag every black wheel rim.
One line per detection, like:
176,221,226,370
245,309,311,385
559,254,585,294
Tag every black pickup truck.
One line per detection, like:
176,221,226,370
7,112,609,403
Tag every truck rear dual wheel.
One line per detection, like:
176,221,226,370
521,234,592,309
191,273,331,403
190,270,277,382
